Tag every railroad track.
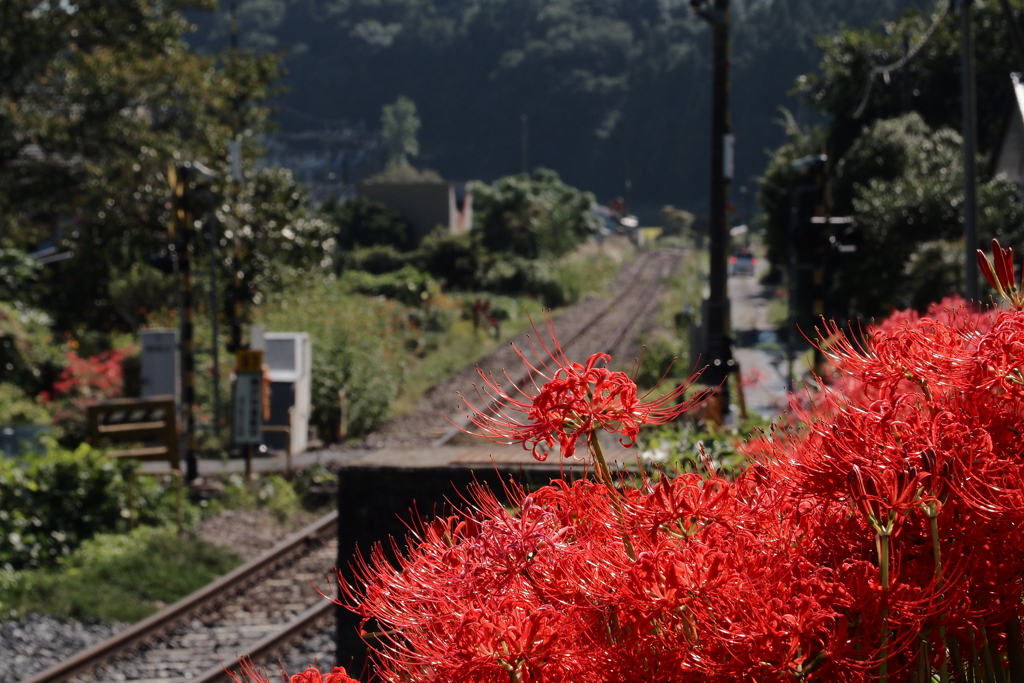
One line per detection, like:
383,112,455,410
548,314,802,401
435,248,683,446
23,512,339,683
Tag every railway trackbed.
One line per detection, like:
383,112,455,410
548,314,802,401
434,247,683,446
23,512,339,683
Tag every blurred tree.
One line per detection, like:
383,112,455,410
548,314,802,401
659,205,695,237
472,168,600,259
322,196,414,253
759,3,1024,317
380,96,420,167
0,0,331,334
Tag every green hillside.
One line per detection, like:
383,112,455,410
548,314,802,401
187,0,929,217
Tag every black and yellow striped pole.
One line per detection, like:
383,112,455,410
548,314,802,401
169,162,216,482
169,165,198,482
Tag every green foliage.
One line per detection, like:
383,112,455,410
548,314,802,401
206,474,301,523
415,229,486,290
381,96,421,167
480,256,578,308
0,526,241,623
0,302,65,397
757,4,1024,316
188,0,927,210
0,0,327,337
633,330,686,390
757,109,828,282
0,443,180,570
258,282,409,439
835,114,1022,314
365,164,443,184
659,206,694,238
637,415,769,479
344,245,414,274
323,196,415,253
341,265,442,306
107,264,179,332
796,2,1022,162
219,167,338,308
0,250,40,305
472,169,600,259
0,384,52,427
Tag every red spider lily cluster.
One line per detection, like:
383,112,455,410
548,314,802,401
458,322,709,460
256,242,1024,683
228,659,359,683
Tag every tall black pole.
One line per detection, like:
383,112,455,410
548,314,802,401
960,0,979,303
696,0,733,421
209,218,221,443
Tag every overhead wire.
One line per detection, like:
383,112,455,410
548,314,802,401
852,1,952,119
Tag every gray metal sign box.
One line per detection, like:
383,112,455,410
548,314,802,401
141,329,180,403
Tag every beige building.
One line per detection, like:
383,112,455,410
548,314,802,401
358,181,473,242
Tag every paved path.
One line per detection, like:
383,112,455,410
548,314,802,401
728,265,790,421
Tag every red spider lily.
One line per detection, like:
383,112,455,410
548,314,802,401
978,239,1024,308
326,291,1024,683
227,659,360,683
458,319,710,460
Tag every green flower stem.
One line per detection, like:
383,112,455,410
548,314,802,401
981,627,1001,683
930,513,950,683
590,435,637,562
879,531,891,683
1004,614,1024,683
920,633,931,683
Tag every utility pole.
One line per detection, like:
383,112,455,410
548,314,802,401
960,0,979,303
692,0,735,423
228,0,247,353
208,218,221,442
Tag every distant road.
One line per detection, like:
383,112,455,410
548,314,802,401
728,262,789,421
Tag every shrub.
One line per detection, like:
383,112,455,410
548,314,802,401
344,245,413,275
341,266,442,307
0,443,177,570
414,229,486,290
44,346,130,445
480,257,576,308
259,284,409,441
209,473,301,523
0,526,241,622
323,196,415,252
0,383,51,427
472,168,600,259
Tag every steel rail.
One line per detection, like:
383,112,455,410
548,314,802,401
193,599,336,683
434,249,680,447
21,510,339,683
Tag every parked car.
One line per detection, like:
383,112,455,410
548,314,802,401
730,249,756,276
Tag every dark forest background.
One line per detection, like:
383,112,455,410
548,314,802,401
186,0,932,219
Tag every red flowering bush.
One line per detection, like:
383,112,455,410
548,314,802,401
43,347,130,443
257,243,1024,683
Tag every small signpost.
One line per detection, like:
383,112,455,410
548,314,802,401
232,349,264,475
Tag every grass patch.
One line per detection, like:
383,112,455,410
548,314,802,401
392,312,535,416
0,526,242,623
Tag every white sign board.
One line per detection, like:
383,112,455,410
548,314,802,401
232,372,263,445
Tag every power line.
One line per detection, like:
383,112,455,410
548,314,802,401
853,1,952,119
